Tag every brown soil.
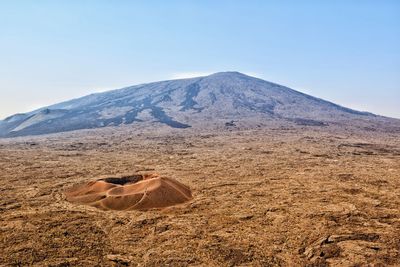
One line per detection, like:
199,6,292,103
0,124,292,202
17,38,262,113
0,125,399,266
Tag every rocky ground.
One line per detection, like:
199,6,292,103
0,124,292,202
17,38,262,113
0,124,399,266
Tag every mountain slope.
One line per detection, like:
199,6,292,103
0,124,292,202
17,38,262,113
0,72,393,138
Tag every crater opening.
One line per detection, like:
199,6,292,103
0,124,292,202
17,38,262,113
99,175,143,185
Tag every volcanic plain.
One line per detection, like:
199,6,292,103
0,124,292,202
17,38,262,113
0,124,399,266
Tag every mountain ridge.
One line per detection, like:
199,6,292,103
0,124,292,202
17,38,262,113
0,71,396,138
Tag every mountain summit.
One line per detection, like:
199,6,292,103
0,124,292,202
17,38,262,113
0,71,390,137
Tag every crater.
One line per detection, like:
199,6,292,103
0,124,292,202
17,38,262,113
64,173,192,211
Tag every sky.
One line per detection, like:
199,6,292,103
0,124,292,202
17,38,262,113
0,0,399,119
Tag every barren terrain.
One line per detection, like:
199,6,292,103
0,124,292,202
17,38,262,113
1,124,399,266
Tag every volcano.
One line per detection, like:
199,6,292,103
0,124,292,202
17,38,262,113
0,72,397,137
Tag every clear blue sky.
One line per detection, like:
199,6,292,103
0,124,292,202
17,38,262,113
1,0,399,119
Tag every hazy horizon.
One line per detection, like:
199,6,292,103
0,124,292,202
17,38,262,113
1,1,399,119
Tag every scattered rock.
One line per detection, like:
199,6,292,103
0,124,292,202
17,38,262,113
106,254,132,266
236,214,254,220
225,120,236,127
154,224,170,234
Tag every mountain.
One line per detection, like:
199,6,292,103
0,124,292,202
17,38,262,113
0,72,396,137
